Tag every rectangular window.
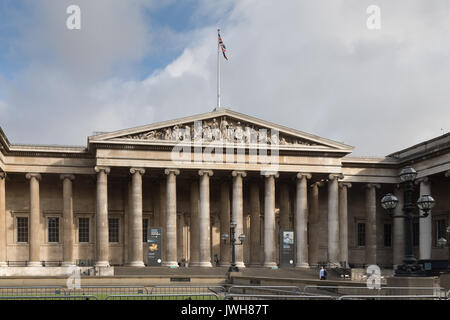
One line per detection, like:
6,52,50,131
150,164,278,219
357,223,366,247
142,218,148,242
79,218,90,243
435,219,447,246
108,218,119,243
384,223,392,247
48,217,59,243
413,222,420,247
17,217,28,243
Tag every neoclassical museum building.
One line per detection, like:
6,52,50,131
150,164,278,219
0,108,449,274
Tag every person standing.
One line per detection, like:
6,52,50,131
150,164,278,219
320,266,327,280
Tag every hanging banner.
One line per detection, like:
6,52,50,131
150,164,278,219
147,227,162,267
280,230,294,267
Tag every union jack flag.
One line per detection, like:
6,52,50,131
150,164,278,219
218,31,228,60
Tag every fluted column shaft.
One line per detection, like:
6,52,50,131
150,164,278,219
189,180,200,266
164,169,179,267
199,170,213,267
417,178,432,260
249,181,261,266
0,172,7,266
232,171,246,268
264,172,278,268
393,186,405,267
309,182,322,265
26,173,42,267
339,182,351,266
128,168,145,267
328,174,342,266
95,167,110,267
365,183,380,265
296,173,311,268
61,174,75,267
219,182,231,266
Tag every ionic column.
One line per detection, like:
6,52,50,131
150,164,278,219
295,173,311,268
0,172,7,267
249,181,261,267
198,170,213,267
279,183,291,230
232,170,247,268
219,181,231,267
164,169,179,267
25,173,42,267
60,174,75,267
338,182,351,266
415,177,432,260
189,180,200,266
263,171,279,268
94,167,110,267
328,173,342,266
393,185,405,267
308,181,323,265
365,183,380,266
128,168,145,267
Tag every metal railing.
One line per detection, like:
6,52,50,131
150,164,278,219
0,286,67,296
225,294,335,300
338,295,446,300
67,286,149,297
105,293,220,300
150,285,226,296
227,285,302,295
0,295,98,300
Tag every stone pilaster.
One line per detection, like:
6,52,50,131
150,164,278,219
308,181,323,265
164,169,179,267
249,181,261,267
295,173,311,268
25,173,42,267
232,170,247,268
128,168,145,267
393,185,405,267
198,170,213,267
60,174,75,267
365,183,380,266
0,172,6,267
263,171,279,268
415,177,432,260
189,179,200,266
338,182,351,266
94,166,110,267
219,181,231,267
328,173,343,266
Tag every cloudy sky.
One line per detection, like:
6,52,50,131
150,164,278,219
0,0,449,156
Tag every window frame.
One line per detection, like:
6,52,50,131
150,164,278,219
47,216,60,244
16,216,29,244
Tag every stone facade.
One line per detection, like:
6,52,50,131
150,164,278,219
0,108,449,271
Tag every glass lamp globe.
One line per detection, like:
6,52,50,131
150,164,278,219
417,195,435,211
221,233,229,241
437,237,447,248
399,166,417,182
381,193,399,210
238,234,246,243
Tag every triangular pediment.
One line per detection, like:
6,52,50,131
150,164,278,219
88,109,353,153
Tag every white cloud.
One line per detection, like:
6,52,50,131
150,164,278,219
1,0,450,157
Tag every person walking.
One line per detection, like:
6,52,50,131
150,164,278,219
320,266,327,280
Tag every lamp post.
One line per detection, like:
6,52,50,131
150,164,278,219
221,221,246,272
437,226,450,273
380,166,435,276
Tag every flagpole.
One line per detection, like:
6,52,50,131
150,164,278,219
217,28,221,109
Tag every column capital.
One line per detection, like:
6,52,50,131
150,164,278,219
445,170,450,178
365,183,381,189
25,173,41,181
328,173,344,181
94,166,110,174
130,167,145,175
339,182,352,189
262,171,279,178
311,181,324,188
60,174,75,181
164,168,180,176
0,171,6,179
296,172,311,180
232,170,247,178
198,169,213,177
414,176,429,185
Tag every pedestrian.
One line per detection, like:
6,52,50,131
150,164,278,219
214,254,220,267
320,266,327,280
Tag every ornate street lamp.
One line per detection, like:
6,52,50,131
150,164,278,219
380,166,435,276
221,221,246,272
437,226,450,273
